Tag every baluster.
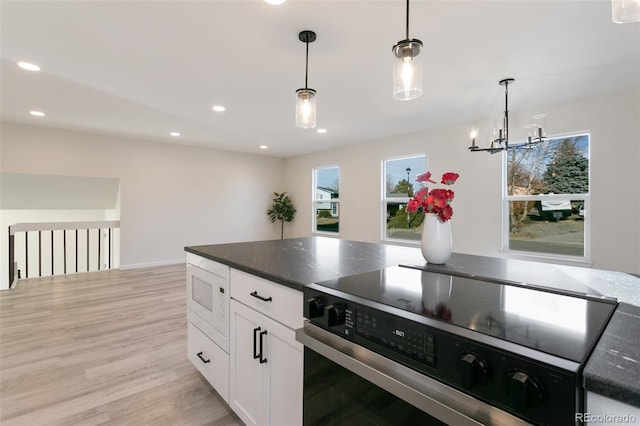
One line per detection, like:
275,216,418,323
63,230,67,274
8,228,14,286
98,228,101,271
38,230,42,277
51,230,54,276
108,228,112,269
86,229,89,272
25,231,29,278
75,229,78,273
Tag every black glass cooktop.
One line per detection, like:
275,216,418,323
313,266,617,363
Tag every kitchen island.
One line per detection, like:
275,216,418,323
185,237,640,423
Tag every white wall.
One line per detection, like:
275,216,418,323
1,89,637,285
0,123,286,288
283,89,640,274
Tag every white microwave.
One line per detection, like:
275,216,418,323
186,254,229,353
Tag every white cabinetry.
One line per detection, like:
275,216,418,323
186,253,230,403
187,322,229,402
229,269,303,426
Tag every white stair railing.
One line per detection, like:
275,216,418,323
8,220,120,288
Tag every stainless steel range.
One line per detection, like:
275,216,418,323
295,266,617,425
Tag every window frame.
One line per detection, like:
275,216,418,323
312,165,340,236
502,132,591,264
381,154,427,244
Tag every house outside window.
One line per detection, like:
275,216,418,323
504,133,590,260
382,155,426,242
313,166,339,234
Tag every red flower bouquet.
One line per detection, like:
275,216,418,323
406,171,460,222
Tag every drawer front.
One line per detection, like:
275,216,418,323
231,269,303,330
188,322,229,403
187,253,229,278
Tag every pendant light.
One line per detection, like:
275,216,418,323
296,30,317,129
612,0,640,23
392,0,423,101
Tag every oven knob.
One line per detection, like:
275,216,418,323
325,303,345,327
456,353,488,389
504,370,544,412
306,297,325,318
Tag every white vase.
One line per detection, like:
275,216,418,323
421,213,452,264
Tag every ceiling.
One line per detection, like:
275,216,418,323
1,1,639,158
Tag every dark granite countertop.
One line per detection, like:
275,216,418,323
405,253,639,306
185,237,426,291
584,303,640,408
185,237,640,409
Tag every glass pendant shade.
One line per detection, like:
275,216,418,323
295,88,317,129
392,39,423,101
612,0,640,23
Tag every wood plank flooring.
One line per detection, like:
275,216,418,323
0,264,242,426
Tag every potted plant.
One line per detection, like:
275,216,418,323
267,192,296,239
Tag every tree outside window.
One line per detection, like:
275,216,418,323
383,155,426,242
505,134,590,258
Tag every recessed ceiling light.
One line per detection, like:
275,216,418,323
264,0,286,4
170,132,181,137
212,105,226,112
18,62,40,71
317,128,327,134
29,111,45,117
259,145,268,149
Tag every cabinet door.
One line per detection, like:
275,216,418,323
229,300,266,426
230,300,304,426
263,314,304,426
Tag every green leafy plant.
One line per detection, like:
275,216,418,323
267,192,296,239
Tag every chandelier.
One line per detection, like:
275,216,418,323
468,78,547,154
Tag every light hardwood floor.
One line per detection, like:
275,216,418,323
0,264,242,426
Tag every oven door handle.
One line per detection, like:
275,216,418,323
295,321,531,426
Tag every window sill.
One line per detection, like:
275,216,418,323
503,250,594,268
312,231,340,238
380,237,421,248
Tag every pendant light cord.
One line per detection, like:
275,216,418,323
305,40,309,89
406,0,410,39
504,81,510,143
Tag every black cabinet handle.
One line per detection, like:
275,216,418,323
196,351,210,364
253,327,261,359
259,330,268,364
250,291,272,302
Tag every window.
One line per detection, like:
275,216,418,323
504,134,590,259
382,155,426,242
313,166,339,234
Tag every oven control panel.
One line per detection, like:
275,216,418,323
304,287,580,426
355,306,438,367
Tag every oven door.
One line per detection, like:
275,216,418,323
296,321,531,426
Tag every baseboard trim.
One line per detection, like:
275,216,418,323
119,258,184,270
